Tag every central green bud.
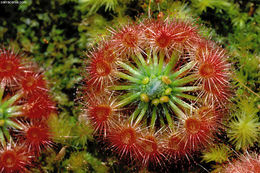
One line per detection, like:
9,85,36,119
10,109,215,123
139,75,172,105
146,78,164,99
111,51,201,131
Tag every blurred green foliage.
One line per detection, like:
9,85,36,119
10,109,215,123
227,96,260,150
0,0,259,172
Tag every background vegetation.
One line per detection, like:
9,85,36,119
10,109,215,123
0,0,259,172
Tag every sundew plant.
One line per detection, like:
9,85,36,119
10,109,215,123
0,0,259,172
0,49,56,172
82,17,231,168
